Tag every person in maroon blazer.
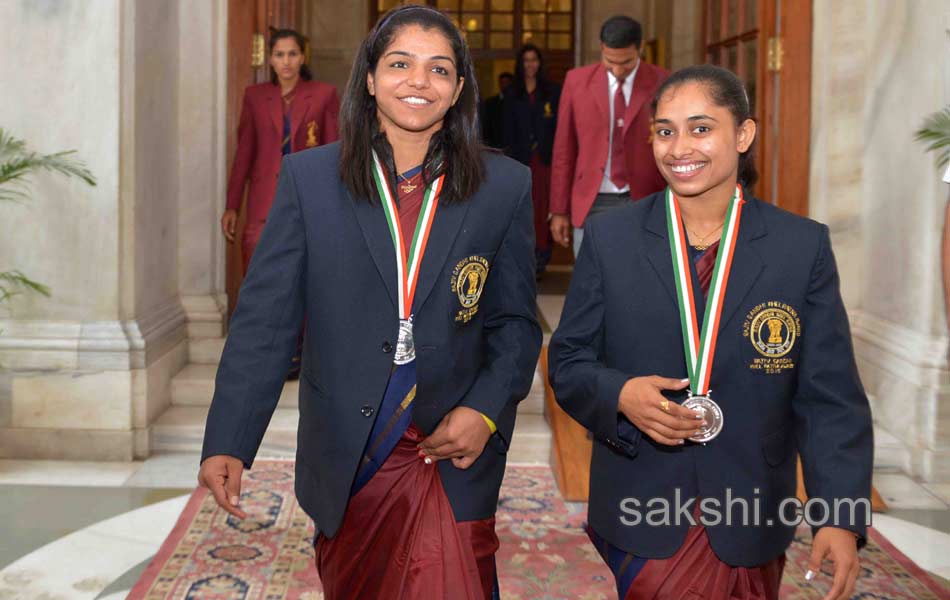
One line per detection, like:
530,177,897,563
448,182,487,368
222,29,341,273
549,16,669,257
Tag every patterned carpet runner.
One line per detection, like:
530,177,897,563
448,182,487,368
129,461,948,599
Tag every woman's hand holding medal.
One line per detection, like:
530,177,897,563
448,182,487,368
617,376,705,446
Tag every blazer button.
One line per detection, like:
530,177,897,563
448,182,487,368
381,341,393,353
361,405,375,417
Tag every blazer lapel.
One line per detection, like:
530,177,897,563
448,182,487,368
643,194,677,303
348,189,399,311
268,88,283,137
591,64,610,128
412,197,471,315
290,84,314,143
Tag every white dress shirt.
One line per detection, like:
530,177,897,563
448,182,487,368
599,62,639,194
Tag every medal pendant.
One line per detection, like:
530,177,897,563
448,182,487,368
394,319,415,365
683,392,724,444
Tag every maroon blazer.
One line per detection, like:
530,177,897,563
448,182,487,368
226,80,340,222
550,61,669,228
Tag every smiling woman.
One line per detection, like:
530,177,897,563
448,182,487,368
198,4,541,600
549,64,873,600
338,4,485,206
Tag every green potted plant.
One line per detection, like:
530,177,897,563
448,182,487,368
916,107,950,169
0,128,96,306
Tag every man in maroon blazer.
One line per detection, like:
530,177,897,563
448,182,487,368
549,16,669,256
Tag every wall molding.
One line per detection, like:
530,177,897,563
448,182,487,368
851,308,950,481
0,297,187,371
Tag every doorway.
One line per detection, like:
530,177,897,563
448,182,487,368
371,0,575,94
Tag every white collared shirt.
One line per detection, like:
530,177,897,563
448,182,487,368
599,62,639,194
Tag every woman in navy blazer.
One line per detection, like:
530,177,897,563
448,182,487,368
501,44,561,276
550,66,872,600
200,6,540,599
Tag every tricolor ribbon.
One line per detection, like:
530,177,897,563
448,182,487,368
371,151,444,320
666,185,744,395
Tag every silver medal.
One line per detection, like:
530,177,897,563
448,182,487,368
394,318,415,365
683,393,724,444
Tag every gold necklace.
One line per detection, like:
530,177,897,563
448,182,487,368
398,172,417,194
686,222,724,251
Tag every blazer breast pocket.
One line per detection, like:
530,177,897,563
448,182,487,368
448,251,496,326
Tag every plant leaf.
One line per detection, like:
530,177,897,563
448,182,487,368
915,106,950,169
0,270,50,303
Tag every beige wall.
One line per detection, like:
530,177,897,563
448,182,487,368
668,0,702,70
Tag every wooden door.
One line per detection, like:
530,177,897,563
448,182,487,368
702,0,810,216
226,0,304,318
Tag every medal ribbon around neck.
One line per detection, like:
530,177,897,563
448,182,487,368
371,151,444,320
666,185,744,395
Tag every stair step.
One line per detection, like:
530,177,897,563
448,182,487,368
151,406,550,465
189,337,225,365
171,363,545,416
171,364,299,408
151,406,299,457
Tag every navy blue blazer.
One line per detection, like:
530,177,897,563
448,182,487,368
549,191,873,567
202,142,542,537
502,81,561,166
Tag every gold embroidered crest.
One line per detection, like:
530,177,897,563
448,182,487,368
306,120,318,147
743,302,801,374
451,256,490,323
543,102,553,118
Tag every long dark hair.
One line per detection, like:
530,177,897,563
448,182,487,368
269,28,313,85
511,44,546,99
338,5,485,204
652,65,758,187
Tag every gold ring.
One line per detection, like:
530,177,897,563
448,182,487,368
660,399,670,413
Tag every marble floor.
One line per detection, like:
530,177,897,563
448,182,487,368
2,270,949,598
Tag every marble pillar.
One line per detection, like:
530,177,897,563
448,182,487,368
0,0,229,460
810,0,950,481
178,0,229,340
669,0,702,71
